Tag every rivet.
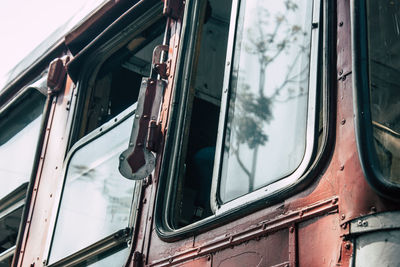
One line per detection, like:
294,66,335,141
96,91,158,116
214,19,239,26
340,165,344,171
289,226,295,233
357,220,362,226
341,214,346,220
344,242,351,249
362,220,368,227
341,119,346,125
143,198,147,204
339,21,344,27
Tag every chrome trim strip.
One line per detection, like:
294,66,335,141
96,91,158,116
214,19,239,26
350,212,400,235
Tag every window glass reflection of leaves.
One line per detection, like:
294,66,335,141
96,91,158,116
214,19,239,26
221,0,311,201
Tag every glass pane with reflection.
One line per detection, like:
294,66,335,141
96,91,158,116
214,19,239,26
219,0,312,202
50,114,136,263
367,0,400,184
0,91,45,199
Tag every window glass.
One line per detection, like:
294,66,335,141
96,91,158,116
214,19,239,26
0,91,45,199
49,112,135,263
0,205,23,266
367,0,400,184
219,0,312,202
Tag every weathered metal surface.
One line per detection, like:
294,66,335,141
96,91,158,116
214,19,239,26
47,56,70,94
119,79,164,180
298,214,342,266
349,211,400,235
212,230,288,267
147,198,338,266
16,77,75,267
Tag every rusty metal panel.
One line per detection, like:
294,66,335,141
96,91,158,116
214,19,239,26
337,0,352,79
297,214,342,266
212,229,289,267
147,229,194,265
16,78,75,267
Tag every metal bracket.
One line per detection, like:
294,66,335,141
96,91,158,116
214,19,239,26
47,56,70,94
151,45,169,79
349,211,400,235
119,78,165,180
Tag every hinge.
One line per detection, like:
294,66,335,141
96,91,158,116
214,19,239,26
47,56,70,94
146,120,161,152
151,45,169,79
163,0,184,19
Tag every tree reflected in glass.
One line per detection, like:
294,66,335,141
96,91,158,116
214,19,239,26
220,0,312,202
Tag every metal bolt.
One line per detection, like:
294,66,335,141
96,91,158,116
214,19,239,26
362,220,368,227
342,75,347,81
339,21,344,27
341,119,346,125
344,242,351,250
341,214,346,220
340,165,344,171
357,220,362,226
339,69,343,75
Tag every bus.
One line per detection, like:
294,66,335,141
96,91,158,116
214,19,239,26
0,0,399,266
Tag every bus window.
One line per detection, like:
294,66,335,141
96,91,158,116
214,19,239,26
354,0,400,198
366,1,400,184
47,17,165,265
0,90,45,199
162,0,319,230
214,0,314,204
0,88,46,265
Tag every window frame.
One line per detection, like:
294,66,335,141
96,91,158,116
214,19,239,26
46,104,141,267
210,0,320,213
156,0,331,240
44,2,165,265
351,0,400,200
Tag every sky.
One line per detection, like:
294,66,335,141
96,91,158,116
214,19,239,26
0,0,106,89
